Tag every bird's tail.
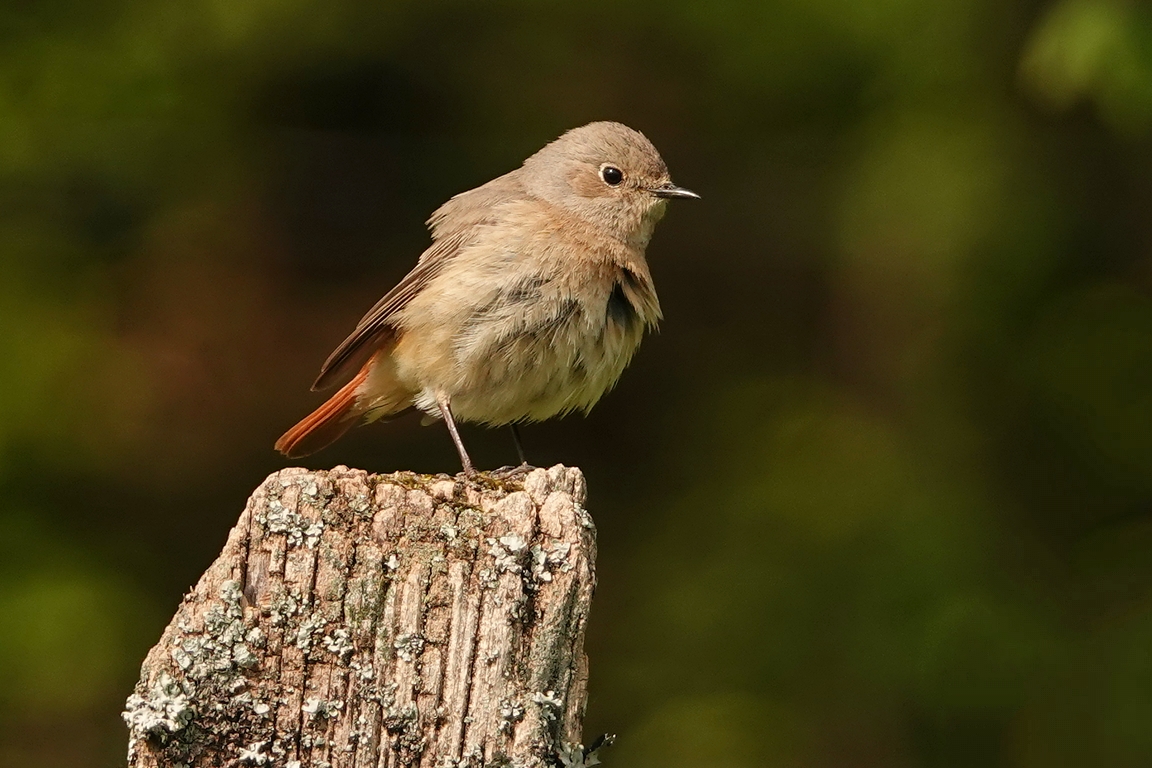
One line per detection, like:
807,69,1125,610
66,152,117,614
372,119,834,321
275,365,370,458
275,347,414,458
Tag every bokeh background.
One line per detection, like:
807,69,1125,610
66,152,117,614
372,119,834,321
3,0,1152,765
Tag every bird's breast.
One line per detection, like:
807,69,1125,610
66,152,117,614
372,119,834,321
393,258,657,425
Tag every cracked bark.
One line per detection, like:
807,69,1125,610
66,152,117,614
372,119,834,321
123,464,596,768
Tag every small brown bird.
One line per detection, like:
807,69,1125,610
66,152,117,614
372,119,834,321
275,121,698,474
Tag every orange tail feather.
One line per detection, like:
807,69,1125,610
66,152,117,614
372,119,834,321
275,364,371,458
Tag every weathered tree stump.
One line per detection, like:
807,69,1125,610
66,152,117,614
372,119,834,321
123,464,598,768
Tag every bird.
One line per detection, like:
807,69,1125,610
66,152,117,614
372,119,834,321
275,121,698,475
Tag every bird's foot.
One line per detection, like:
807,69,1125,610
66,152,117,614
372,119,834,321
490,462,534,480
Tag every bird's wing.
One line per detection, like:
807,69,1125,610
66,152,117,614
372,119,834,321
311,170,526,391
311,231,467,390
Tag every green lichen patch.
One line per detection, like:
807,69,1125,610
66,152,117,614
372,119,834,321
124,580,274,765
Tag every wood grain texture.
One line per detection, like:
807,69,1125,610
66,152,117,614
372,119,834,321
123,464,596,768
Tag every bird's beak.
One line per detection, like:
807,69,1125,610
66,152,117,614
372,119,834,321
652,183,701,200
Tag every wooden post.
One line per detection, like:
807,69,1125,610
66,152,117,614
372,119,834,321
123,464,599,768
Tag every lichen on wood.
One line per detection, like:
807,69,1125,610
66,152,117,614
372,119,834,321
124,464,597,768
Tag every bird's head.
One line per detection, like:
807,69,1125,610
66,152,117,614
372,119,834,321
522,121,698,247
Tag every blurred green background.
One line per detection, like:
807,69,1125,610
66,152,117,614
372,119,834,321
3,0,1152,765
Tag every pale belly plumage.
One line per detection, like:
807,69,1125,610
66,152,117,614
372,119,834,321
390,266,651,426
380,246,658,426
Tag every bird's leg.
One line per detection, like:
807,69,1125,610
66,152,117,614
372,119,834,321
510,424,528,467
490,424,534,479
436,393,475,477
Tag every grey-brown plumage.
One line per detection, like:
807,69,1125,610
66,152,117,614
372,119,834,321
275,121,698,474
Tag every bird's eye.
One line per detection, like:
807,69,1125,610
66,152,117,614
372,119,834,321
600,165,624,186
